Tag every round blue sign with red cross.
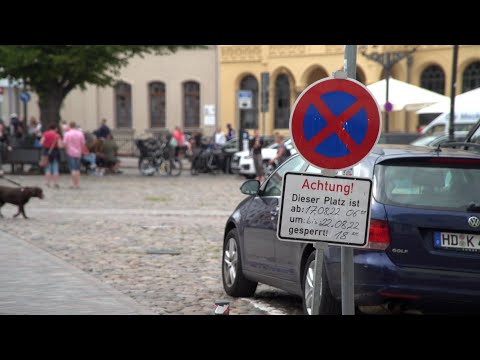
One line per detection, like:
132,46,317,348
290,77,382,170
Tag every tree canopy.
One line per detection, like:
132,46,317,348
0,45,204,126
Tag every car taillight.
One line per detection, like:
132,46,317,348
364,219,390,250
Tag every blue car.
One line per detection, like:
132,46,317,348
222,145,480,314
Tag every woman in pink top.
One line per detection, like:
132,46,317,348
40,122,63,188
63,121,85,189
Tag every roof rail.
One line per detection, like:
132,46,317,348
437,142,480,152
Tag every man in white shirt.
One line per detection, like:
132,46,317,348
212,127,226,172
214,127,226,149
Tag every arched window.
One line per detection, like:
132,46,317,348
114,81,132,128
462,61,480,93
274,74,291,129
305,67,328,87
149,82,166,128
239,75,258,129
420,65,445,94
183,81,200,128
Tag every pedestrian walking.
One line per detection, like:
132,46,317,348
171,126,185,158
250,129,265,183
40,123,63,188
269,134,290,168
226,124,235,141
63,121,85,189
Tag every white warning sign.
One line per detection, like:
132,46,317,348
277,172,372,247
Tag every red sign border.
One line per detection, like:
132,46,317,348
290,77,382,170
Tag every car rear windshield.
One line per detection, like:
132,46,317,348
374,159,480,212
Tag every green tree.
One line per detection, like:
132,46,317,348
0,45,203,128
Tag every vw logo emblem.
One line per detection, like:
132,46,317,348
468,216,480,228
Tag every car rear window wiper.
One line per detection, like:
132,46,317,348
467,202,480,212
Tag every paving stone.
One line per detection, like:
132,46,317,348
0,167,304,315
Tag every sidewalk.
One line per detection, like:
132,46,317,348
0,230,153,315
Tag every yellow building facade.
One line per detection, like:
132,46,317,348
219,45,480,137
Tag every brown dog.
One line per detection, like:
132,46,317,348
0,186,44,219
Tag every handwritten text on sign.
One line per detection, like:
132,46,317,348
277,172,372,247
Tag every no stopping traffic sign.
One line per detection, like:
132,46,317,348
290,77,382,170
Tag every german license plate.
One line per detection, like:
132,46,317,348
434,232,480,253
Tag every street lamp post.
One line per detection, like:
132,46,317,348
449,45,459,142
361,46,417,133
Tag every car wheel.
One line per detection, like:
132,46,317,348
302,252,340,315
222,229,257,297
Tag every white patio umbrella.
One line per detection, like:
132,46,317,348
416,87,480,114
367,78,449,111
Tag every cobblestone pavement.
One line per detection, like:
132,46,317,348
0,161,303,315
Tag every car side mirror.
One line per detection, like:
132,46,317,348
240,179,260,196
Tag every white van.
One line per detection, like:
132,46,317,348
421,112,480,135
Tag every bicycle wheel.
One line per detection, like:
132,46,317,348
206,153,218,175
139,158,156,176
191,157,199,176
158,159,170,177
169,158,182,177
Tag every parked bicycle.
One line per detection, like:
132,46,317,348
190,143,222,176
135,138,182,177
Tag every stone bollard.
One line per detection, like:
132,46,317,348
214,300,230,315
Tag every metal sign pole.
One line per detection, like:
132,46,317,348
311,169,336,315
236,91,241,149
262,112,266,137
449,45,459,142
261,72,269,137
341,45,358,316
23,87,28,124
7,77,12,121
311,242,326,315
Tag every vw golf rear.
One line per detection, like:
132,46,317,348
357,153,480,312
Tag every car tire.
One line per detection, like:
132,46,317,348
302,252,340,315
222,229,257,297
